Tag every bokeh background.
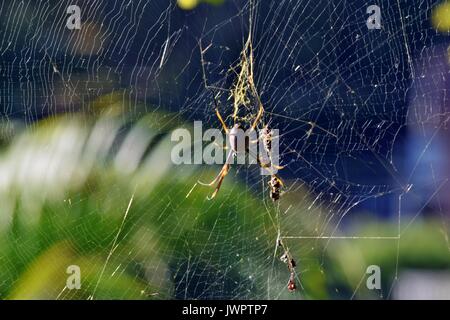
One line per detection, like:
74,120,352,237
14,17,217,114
1,0,450,299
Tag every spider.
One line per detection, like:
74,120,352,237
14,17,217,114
197,33,284,200
197,5,284,200
198,105,264,200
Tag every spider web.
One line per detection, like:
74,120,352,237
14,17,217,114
0,0,449,300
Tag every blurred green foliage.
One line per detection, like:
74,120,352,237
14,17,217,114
0,94,289,299
0,94,449,300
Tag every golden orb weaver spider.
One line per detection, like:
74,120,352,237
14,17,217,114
197,31,284,200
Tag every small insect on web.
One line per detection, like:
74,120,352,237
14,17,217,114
197,0,285,201
278,237,298,292
260,124,285,201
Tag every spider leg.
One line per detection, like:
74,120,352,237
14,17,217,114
198,148,233,189
207,163,230,200
215,108,229,134
260,161,284,181
249,135,260,144
198,161,229,186
260,157,284,170
254,154,285,186
212,140,228,150
251,102,264,131
257,156,272,169
198,141,235,199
